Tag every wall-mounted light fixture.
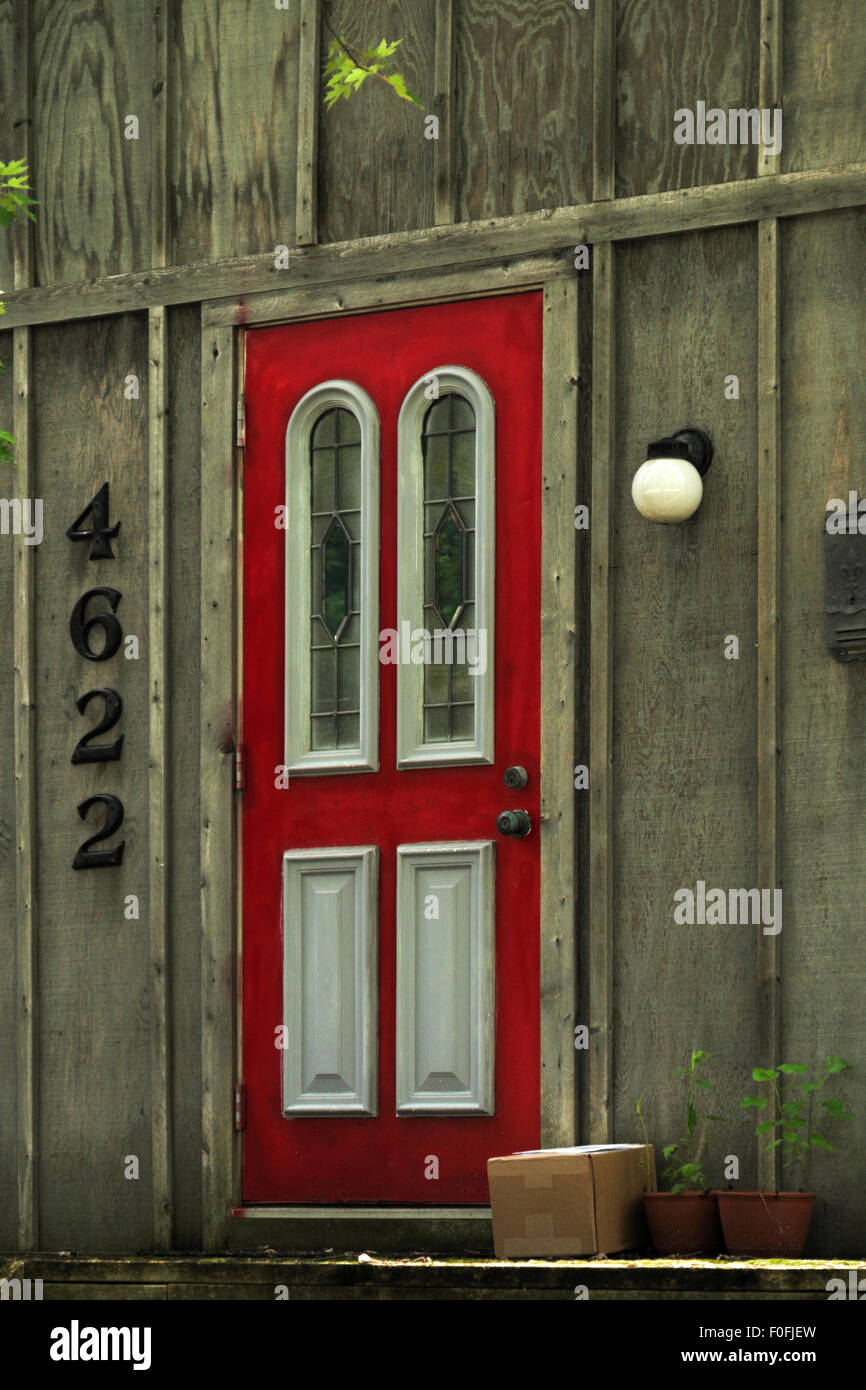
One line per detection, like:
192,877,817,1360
631,428,713,523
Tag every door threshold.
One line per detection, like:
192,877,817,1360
227,1206,494,1255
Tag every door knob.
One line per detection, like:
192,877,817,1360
497,809,531,838
503,765,528,789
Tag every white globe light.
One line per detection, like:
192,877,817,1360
631,455,704,523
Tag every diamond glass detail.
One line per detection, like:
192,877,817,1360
321,515,352,640
434,504,466,628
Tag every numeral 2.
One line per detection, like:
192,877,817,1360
71,689,124,764
72,794,126,869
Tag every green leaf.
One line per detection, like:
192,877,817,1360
755,1121,779,1135
752,1067,777,1082
810,1135,834,1151
707,1115,726,1124
0,428,16,466
694,1078,713,1090
740,1095,767,1109
662,1144,678,1160
383,70,420,104
825,1055,851,1075
799,1082,820,1093
777,1063,807,1074
822,1099,851,1119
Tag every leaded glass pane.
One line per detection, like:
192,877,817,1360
421,394,477,743
310,407,362,749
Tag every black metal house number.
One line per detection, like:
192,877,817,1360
68,484,126,869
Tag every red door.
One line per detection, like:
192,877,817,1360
241,293,542,1203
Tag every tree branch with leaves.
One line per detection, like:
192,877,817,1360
321,18,421,111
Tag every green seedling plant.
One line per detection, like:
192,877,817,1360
637,1048,726,1193
1,158,37,465
740,1055,852,1191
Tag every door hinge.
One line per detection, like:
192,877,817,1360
235,1084,246,1131
236,392,246,448
235,741,245,791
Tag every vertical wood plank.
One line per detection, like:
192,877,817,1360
31,1,154,283
200,318,238,1249
756,222,781,1187
433,0,456,226
12,0,36,1253
152,1,169,269
11,0,33,292
149,306,172,1249
758,0,782,179
757,0,782,1192
295,0,322,246
589,241,614,1143
456,0,592,223
540,277,579,1146
13,325,36,1250
593,0,615,202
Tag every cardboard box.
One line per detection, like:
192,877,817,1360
487,1144,656,1258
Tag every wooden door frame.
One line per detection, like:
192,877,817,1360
200,266,579,1249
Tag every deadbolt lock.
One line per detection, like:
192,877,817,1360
503,765,529,789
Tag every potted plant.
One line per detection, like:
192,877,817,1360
716,1055,853,1257
638,1048,726,1256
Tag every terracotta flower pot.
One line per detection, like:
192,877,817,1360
715,1191,815,1257
642,1191,724,1256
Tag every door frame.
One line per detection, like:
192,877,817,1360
199,263,579,1250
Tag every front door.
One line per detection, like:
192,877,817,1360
241,292,542,1203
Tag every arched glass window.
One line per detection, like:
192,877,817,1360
397,366,495,767
285,382,379,772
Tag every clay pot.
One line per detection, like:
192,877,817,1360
642,1191,724,1256
715,1191,815,1257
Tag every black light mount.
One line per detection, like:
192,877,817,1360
646,428,714,477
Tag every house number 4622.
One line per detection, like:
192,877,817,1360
67,484,126,869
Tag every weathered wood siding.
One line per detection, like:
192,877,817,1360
0,0,864,1258
607,225,759,1185
30,315,152,1251
779,208,866,1251
0,326,16,1250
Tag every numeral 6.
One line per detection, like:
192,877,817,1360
69,587,123,661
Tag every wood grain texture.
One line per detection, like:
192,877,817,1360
779,209,866,1254
167,303,203,1249
610,227,759,1186
456,0,592,222
31,0,154,284
33,314,152,1251
0,327,16,1249
148,306,172,1248
589,241,614,1143
616,0,761,197
433,0,456,225
317,0,435,242
6,161,866,329
756,217,780,1191
593,0,616,201
200,319,238,1249
782,0,866,174
757,0,781,179
170,0,300,265
540,276,579,1147
295,0,322,245
12,326,36,1248
152,0,169,270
